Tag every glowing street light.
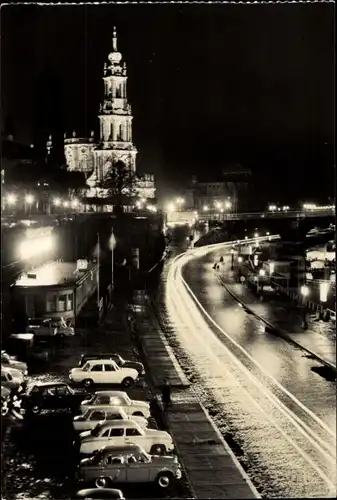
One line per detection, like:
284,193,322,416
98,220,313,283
203,205,209,212
238,256,243,263
300,284,309,329
71,199,79,209
25,194,34,204
266,231,270,236
269,204,277,211
225,201,232,209
254,232,259,238
63,201,69,208
269,261,275,274
135,200,142,209
167,203,175,213
53,198,61,206
301,285,309,297
6,193,17,205
259,269,265,277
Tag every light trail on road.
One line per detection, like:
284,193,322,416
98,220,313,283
165,244,336,498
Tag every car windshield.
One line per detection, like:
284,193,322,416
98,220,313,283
66,385,74,395
82,362,91,372
91,423,103,437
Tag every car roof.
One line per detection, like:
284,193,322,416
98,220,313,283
85,359,117,366
75,488,123,499
97,419,138,429
86,406,124,413
98,444,144,455
82,353,118,357
93,391,127,397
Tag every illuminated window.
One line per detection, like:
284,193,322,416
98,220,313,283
46,294,57,313
67,293,73,311
58,294,67,312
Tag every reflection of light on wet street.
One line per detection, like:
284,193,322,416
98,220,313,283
166,250,336,498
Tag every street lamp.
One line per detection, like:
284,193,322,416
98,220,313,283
300,285,309,329
63,201,69,208
225,201,232,209
203,205,209,212
254,232,259,238
167,203,175,213
71,199,79,210
238,256,243,263
259,269,265,277
269,261,275,275
53,197,61,207
176,197,184,211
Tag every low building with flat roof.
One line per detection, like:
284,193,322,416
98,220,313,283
11,259,99,321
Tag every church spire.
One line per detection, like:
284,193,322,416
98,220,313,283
112,26,117,51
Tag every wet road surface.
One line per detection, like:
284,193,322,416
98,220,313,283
164,245,336,498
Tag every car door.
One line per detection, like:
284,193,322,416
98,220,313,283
104,455,127,482
107,427,125,447
90,364,104,384
43,387,58,409
125,427,144,447
126,454,147,483
103,363,117,384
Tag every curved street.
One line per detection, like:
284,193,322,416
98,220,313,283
164,240,336,498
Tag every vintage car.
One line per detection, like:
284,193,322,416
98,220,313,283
75,488,125,499
1,385,11,416
70,361,138,388
77,444,182,489
73,407,148,432
78,420,174,456
27,318,57,337
21,382,90,414
80,391,150,419
79,354,144,376
1,351,28,375
1,368,25,393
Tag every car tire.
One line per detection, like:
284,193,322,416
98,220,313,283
83,379,93,388
95,477,111,489
122,377,134,388
150,443,166,455
156,471,174,489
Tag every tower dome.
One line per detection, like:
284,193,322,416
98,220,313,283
108,27,122,64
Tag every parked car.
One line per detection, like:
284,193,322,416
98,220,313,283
75,488,125,499
79,354,144,376
1,368,24,393
1,385,11,416
73,407,148,432
77,444,182,489
69,360,138,388
1,351,28,375
21,382,90,414
80,391,150,419
27,318,57,337
78,420,174,456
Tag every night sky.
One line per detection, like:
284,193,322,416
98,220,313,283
1,3,334,204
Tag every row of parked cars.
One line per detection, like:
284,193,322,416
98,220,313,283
2,346,182,499
1,349,28,415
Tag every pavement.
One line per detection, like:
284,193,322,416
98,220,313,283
216,258,336,373
130,291,260,499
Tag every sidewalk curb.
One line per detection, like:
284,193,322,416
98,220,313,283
216,273,337,374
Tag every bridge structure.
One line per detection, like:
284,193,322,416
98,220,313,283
197,208,335,222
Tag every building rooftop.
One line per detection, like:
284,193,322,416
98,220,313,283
13,260,96,288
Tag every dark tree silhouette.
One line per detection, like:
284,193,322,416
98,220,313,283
99,160,138,213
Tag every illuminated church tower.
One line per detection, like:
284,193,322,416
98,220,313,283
64,27,137,185
94,27,137,181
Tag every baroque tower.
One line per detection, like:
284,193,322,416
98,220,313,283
94,27,137,181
